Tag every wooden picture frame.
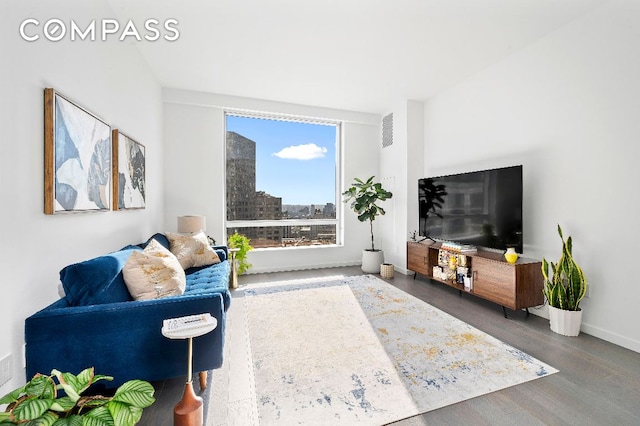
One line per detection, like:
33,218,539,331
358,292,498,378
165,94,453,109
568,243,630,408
112,130,146,210
44,88,111,214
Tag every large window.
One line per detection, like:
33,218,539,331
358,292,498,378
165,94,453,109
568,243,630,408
225,113,340,249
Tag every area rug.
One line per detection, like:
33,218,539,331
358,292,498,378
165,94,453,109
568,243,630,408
213,274,557,425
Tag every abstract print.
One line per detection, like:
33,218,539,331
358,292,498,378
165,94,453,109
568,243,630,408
115,131,145,209
50,92,111,212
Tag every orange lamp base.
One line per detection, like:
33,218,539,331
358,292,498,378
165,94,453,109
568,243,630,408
174,382,203,426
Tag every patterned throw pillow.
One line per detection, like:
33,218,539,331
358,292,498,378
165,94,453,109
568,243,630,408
166,231,221,270
123,239,186,300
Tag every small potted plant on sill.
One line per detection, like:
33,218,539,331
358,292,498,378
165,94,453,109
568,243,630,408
0,367,155,425
342,176,393,273
542,224,588,336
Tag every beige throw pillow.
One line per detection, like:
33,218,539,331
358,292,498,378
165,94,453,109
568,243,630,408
166,231,221,270
123,239,186,301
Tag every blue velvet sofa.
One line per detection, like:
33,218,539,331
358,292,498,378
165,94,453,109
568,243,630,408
24,233,231,388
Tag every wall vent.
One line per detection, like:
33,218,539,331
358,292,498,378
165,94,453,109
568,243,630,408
382,113,393,148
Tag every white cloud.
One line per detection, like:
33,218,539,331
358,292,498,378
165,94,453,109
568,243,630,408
273,143,327,160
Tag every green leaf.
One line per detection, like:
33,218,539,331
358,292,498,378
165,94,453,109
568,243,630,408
0,412,12,424
52,415,83,426
51,371,80,402
13,398,54,421
50,396,76,412
26,375,56,399
0,385,27,405
82,406,114,426
23,411,58,426
107,401,143,426
112,381,155,409
542,224,588,311
77,396,111,410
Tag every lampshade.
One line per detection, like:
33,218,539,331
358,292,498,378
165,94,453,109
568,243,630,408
177,215,206,234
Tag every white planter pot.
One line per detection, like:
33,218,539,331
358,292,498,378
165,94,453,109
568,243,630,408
548,305,583,336
361,250,384,274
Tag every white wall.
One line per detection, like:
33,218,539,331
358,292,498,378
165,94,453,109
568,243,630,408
0,0,163,392
378,100,425,272
421,0,640,352
163,89,381,273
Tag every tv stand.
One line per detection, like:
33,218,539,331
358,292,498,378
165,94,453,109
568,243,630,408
407,241,544,317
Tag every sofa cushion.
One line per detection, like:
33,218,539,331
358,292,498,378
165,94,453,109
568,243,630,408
185,260,232,311
123,239,186,300
60,247,140,307
166,231,221,270
139,233,170,250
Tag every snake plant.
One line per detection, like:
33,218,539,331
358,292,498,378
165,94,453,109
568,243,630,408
542,225,588,311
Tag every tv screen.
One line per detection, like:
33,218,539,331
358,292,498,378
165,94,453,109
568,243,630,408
419,165,523,253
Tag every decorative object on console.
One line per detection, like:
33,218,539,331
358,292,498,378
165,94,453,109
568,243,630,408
542,224,588,336
0,367,155,426
123,238,186,300
448,253,458,270
112,129,145,210
44,88,111,214
504,247,519,264
177,215,206,234
342,176,393,273
464,274,473,290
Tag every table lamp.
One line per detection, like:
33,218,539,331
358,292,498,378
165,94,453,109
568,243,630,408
177,215,206,234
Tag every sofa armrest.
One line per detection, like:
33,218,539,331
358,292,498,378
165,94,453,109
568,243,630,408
212,245,228,261
25,293,227,387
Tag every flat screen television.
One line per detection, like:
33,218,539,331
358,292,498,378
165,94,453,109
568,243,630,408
418,165,523,253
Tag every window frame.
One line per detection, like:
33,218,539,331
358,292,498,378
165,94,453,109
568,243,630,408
224,110,343,250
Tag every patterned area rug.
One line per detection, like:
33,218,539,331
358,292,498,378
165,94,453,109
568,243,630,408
209,275,557,425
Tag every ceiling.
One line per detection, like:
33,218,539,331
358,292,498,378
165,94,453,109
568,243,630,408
108,0,604,114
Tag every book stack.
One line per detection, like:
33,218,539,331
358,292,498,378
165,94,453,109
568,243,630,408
440,241,477,253
460,245,477,253
440,241,462,252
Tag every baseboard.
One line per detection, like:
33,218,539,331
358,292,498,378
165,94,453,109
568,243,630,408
580,323,640,353
527,306,640,354
246,261,361,275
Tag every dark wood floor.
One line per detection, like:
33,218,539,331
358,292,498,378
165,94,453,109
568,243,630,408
140,267,640,425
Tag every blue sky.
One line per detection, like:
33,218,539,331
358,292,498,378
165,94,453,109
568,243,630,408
226,115,337,205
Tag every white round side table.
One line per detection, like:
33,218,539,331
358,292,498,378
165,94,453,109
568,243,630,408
162,314,217,426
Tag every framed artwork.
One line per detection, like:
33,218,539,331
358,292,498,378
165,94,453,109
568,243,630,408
44,88,112,214
112,130,146,210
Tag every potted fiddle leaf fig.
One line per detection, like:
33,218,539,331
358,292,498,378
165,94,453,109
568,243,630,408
342,176,393,273
542,224,588,336
0,367,155,426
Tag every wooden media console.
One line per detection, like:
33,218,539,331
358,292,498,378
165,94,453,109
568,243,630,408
407,241,544,317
